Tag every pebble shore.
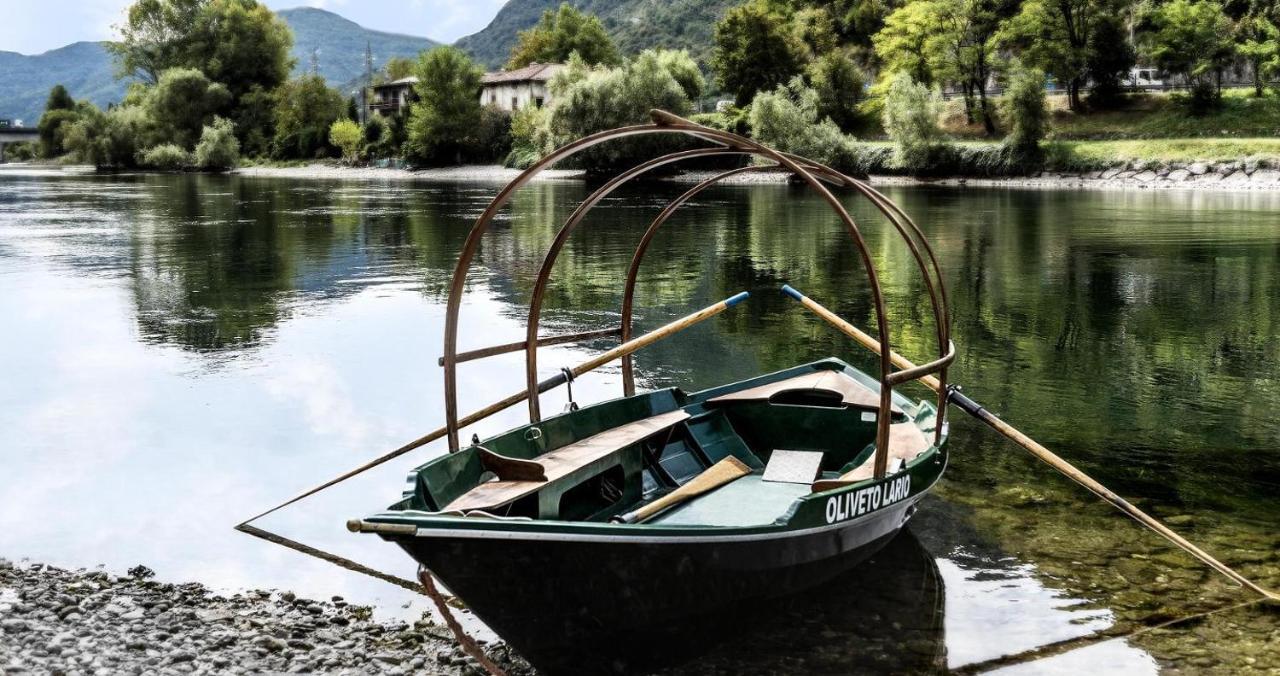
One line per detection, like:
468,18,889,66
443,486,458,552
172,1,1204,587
0,558,531,675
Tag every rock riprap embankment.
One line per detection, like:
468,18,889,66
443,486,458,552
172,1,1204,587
0,558,530,675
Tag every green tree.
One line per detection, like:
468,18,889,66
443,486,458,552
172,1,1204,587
144,67,231,148
882,72,942,170
272,75,345,158
1085,16,1137,108
140,143,192,169
64,105,153,169
507,3,621,69
1140,0,1235,111
382,57,417,82
713,0,807,105
193,116,240,170
653,49,705,102
405,47,484,164
1001,64,1048,165
543,50,695,173
748,77,859,170
45,85,75,112
111,0,293,96
873,1,936,85
329,118,362,162
1237,15,1280,96
37,86,82,158
1000,0,1132,111
805,50,866,132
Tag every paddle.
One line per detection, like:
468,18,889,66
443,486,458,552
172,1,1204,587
781,284,1280,602
614,456,753,524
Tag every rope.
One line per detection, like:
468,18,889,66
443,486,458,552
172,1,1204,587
560,366,578,411
418,568,507,676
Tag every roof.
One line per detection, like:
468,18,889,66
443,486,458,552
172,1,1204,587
373,76,418,89
481,63,564,85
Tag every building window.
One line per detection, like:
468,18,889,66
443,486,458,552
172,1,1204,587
511,96,518,110
534,97,544,108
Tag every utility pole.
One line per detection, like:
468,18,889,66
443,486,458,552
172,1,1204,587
310,48,320,76
361,41,373,126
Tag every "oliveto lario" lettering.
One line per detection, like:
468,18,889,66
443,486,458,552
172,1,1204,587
824,475,911,524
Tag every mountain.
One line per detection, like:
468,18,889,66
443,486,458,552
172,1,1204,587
277,7,439,96
0,42,131,125
0,7,440,124
454,0,739,69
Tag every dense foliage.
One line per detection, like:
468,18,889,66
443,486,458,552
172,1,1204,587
1001,64,1048,164
404,47,486,165
712,1,807,105
748,78,859,170
272,75,345,159
507,3,621,69
882,73,943,170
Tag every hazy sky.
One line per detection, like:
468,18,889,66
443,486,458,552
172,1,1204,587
0,0,507,56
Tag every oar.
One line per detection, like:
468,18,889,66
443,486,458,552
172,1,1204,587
237,291,751,527
781,284,1280,602
614,456,753,524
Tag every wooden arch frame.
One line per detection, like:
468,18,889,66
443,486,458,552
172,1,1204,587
440,110,952,479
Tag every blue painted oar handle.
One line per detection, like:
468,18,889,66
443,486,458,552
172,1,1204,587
781,284,805,302
724,291,750,307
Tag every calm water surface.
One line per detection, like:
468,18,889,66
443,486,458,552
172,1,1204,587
1,170,1277,673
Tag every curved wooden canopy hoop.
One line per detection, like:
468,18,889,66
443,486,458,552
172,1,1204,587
521,145,749,423
442,111,939,476
614,159,953,451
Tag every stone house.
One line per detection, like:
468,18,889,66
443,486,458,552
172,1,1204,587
479,63,564,112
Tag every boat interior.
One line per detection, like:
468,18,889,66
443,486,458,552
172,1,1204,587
396,361,940,528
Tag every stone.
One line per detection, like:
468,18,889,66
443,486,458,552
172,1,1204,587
1187,162,1209,175
1251,169,1280,184
1134,170,1158,182
1166,169,1190,181
1100,167,1123,180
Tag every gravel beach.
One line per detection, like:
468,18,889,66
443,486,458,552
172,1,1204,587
0,558,531,675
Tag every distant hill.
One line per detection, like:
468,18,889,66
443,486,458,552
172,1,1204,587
0,42,131,125
0,7,440,123
455,0,738,69
278,7,439,96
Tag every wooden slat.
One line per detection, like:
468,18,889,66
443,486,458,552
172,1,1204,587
707,370,901,413
444,409,692,513
824,422,931,484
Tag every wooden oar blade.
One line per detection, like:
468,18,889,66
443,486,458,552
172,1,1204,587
617,456,752,524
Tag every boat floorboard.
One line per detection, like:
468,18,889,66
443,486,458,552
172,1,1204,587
648,474,809,528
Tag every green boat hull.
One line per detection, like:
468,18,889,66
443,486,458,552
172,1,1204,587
362,359,948,673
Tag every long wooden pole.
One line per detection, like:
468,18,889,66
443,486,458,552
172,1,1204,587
782,285,1279,602
237,291,750,527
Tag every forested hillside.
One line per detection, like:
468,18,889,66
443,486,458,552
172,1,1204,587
455,0,739,67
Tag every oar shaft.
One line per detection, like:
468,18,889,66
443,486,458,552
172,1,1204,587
784,286,1279,601
239,292,750,526
781,285,940,392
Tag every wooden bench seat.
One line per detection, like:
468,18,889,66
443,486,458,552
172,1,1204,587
707,370,901,414
444,409,692,513
811,422,932,492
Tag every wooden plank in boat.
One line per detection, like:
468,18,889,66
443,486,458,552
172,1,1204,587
444,409,692,513
707,370,901,413
828,422,932,484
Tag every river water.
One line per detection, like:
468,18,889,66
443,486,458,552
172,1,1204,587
1,170,1276,673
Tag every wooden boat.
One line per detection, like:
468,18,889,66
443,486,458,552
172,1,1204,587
346,111,957,673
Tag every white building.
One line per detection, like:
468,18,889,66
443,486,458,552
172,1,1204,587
480,63,564,112
369,76,418,117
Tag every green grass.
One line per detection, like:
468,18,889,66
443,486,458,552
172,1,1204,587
1048,138,1280,164
939,88,1280,140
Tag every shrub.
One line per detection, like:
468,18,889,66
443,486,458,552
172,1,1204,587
140,144,192,170
6,142,38,162
543,50,695,173
328,118,362,162
505,105,550,169
1001,65,1048,168
748,77,859,171
38,108,80,158
64,104,152,169
881,72,943,171
272,75,344,159
362,115,395,158
653,49,705,101
193,117,240,171
145,67,231,148
405,46,483,165
475,106,514,164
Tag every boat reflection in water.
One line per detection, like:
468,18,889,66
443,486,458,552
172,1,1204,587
538,528,946,675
